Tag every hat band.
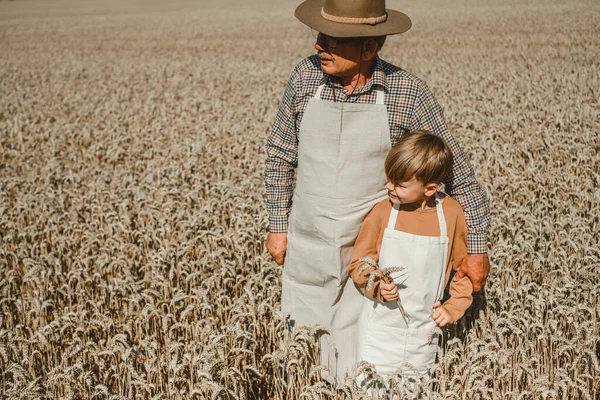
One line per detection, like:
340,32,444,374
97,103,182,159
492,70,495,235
321,8,388,25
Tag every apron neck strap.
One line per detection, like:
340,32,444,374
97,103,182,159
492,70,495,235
386,192,448,237
376,87,384,105
315,84,325,99
387,203,400,229
435,192,447,237
313,84,385,104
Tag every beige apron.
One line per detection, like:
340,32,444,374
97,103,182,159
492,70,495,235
356,193,448,377
281,83,391,380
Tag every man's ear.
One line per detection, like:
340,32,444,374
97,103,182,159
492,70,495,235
424,183,439,197
362,38,378,61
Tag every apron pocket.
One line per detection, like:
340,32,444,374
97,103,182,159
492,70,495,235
358,323,409,376
403,329,439,374
281,274,334,329
284,213,338,287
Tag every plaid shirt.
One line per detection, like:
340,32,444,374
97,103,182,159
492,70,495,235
265,55,490,253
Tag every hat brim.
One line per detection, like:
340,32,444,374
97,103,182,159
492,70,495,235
295,0,411,38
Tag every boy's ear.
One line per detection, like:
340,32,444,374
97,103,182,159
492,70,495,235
424,183,439,197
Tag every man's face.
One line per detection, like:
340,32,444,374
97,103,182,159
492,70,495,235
314,33,364,80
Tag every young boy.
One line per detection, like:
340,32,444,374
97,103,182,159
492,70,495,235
349,130,473,377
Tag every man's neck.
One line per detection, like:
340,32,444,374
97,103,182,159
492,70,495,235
336,58,377,94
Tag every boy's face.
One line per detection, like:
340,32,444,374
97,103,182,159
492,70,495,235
386,177,438,207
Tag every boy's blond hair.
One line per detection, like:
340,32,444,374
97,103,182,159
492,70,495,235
385,130,453,185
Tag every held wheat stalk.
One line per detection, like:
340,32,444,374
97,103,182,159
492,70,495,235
358,257,409,324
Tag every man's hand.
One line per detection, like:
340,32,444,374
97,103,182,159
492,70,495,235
266,232,288,265
453,253,490,293
431,301,454,327
380,281,398,302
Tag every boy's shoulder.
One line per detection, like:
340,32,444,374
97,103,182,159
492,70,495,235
373,198,393,212
440,193,465,217
367,198,393,222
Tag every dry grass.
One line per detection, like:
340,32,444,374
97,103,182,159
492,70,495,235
0,0,599,398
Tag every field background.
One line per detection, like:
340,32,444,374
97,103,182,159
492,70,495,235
1,0,599,398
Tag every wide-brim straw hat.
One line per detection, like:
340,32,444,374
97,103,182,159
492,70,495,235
295,0,411,38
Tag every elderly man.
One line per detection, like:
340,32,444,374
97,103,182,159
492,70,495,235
264,0,490,379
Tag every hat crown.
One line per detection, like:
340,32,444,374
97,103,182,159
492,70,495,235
323,0,386,19
294,0,411,38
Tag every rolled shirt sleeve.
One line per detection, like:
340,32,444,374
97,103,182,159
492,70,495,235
264,68,301,233
411,81,491,253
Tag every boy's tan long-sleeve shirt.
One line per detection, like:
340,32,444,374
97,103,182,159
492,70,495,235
348,195,473,321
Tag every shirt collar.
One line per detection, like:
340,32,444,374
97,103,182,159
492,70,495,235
368,57,389,92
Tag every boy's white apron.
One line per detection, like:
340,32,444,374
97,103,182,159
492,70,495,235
356,195,448,375
281,83,391,380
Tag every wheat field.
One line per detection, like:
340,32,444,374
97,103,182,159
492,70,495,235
0,0,599,398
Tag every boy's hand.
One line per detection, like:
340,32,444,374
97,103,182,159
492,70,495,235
380,280,398,302
431,301,454,327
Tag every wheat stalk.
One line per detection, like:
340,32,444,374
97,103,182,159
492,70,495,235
359,257,409,324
